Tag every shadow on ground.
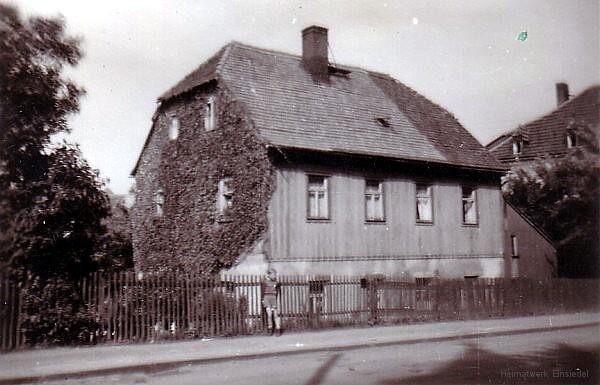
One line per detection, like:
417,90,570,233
379,343,599,385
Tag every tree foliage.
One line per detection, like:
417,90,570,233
0,4,134,344
503,122,599,277
0,4,115,281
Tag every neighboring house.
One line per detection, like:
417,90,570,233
486,83,599,278
486,83,600,166
131,26,552,279
502,201,556,279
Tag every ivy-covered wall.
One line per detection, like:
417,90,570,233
131,84,275,273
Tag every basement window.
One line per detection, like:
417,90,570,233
217,177,233,215
204,96,216,131
307,175,329,220
168,116,179,140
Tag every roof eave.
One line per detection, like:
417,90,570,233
268,145,507,174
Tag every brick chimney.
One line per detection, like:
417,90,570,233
556,83,569,106
302,25,329,82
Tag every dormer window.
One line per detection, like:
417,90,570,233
512,138,522,155
204,96,216,131
566,131,577,148
168,116,179,140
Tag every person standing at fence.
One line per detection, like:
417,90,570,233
262,268,282,336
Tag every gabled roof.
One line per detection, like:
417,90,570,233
487,85,600,163
135,42,505,175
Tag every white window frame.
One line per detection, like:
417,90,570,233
204,96,216,131
365,179,385,222
155,189,164,217
415,184,433,224
307,175,329,220
461,186,478,225
168,116,179,140
217,177,233,215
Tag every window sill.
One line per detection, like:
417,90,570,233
365,220,386,225
307,218,330,223
416,220,434,226
461,223,479,228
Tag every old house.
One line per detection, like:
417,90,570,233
131,26,554,279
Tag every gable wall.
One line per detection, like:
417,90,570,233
131,84,274,273
503,201,557,279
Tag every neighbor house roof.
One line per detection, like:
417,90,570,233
486,85,600,164
134,42,504,175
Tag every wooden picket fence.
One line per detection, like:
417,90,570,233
1,272,599,349
0,272,24,350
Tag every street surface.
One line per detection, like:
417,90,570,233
35,325,599,385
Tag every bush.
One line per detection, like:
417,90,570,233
21,277,99,346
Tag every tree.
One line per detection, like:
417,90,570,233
0,4,131,344
503,122,599,277
0,4,116,281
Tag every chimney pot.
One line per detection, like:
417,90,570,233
302,25,329,82
556,83,569,106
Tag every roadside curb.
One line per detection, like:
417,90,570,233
1,320,598,384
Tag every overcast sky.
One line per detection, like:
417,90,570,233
9,0,600,194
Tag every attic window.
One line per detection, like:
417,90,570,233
376,118,390,128
155,189,164,217
168,116,179,140
204,96,216,131
512,138,523,155
566,131,577,148
328,66,351,77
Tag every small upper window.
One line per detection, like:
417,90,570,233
566,131,577,148
168,116,179,140
510,235,519,257
416,184,433,223
512,139,522,155
365,179,384,222
307,175,329,220
155,189,164,217
217,177,233,215
204,96,216,131
461,186,477,225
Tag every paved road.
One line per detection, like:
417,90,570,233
35,325,599,385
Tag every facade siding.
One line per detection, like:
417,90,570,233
503,202,557,279
256,164,505,278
